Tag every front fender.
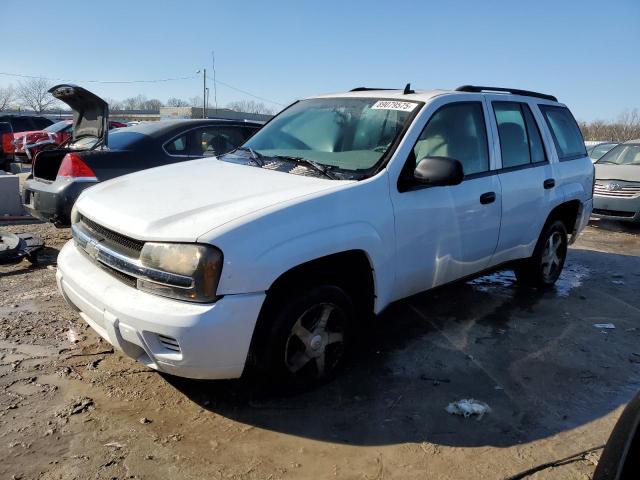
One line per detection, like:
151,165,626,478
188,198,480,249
205,176,396,313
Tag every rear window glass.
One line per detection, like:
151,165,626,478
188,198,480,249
33,117,53,129
10,118,33,132
107,131,148,150
44,121,72,133
539,105,586,160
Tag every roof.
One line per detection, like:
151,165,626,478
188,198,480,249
118,118,262,138
310,85,561,104
624,139,640,144
312,89,449,103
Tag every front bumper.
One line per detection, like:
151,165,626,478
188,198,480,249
592,194,640,223
23,178,95,225
56,240,266,379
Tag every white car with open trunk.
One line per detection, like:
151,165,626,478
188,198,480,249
57,84,594,387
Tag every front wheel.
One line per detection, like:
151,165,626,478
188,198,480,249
257,285,354,389
515,220,568,287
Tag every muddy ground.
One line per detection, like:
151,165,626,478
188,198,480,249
1,219,639,480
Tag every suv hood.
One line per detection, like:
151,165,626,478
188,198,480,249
76,158,351,242
49,84,108,145
595,163,640,183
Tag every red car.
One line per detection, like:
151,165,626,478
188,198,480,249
14,119,128,161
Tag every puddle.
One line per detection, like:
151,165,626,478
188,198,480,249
0,340,58,358
467,263,590,297
555,263,590,296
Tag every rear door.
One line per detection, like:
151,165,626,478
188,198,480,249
389,96,502,299
484,96,558,264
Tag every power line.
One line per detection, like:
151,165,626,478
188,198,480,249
0,71,197,84
0,70,288,107
208,77,286,107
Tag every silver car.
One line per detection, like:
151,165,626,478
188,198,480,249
593,139,640,222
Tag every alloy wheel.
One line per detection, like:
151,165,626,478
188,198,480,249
284,302,346,379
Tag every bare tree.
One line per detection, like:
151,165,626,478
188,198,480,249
166,97,189,107
579,108,640,142
142,98,163,110
105,97,123,111
0,85,15,111
227,100,273,115
17,78,57,112
189,96,203,108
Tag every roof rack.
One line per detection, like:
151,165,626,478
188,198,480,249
455,85,557,102
350,87,397,92
350,83,415,95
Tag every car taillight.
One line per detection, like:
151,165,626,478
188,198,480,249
1,133,14,154
57,153,96,179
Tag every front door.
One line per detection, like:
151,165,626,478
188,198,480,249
389,97,502,301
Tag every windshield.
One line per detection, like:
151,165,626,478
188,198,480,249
597,144,640,165
44,121,71,133
233,97,420,177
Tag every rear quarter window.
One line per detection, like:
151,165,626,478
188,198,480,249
539,105,586,160
107,131,149,150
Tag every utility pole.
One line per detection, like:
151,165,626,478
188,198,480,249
211,50,218,115
202,68,207,118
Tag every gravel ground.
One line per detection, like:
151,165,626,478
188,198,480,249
1,219,639,480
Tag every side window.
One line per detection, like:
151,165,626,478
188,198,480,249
522,104,546,163
33,118,52,129
190,127,248,157
539,105,586,160
11,118,32,132
492,102,547,168
412,102,489,176
164,133,188,155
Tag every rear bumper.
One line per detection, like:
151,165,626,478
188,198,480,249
570,198,593,243
592,195,640,223
56,240,265,379
23,177,94,225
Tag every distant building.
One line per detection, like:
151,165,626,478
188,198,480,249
160,107,272,122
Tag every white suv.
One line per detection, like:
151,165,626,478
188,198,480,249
57,85,594,386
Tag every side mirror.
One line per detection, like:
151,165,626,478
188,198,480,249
414,156,464,187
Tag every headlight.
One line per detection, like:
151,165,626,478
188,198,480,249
137,243,223,303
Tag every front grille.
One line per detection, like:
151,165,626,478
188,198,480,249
593,208,635,218
594,182,640,198
80,215,144,258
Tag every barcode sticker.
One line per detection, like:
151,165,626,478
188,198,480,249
371,100,418,112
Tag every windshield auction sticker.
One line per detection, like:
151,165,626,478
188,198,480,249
371,100,418,112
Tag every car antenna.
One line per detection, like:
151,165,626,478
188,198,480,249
403,83,414,94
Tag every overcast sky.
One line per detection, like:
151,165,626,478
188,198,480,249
1,0,639,121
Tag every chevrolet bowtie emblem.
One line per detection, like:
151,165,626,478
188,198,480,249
85,239,100,260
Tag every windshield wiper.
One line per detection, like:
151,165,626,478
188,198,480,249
272,155,336,180
234,146,264,166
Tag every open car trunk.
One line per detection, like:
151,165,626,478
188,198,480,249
32,149,69,182
49,84,109,143
32,85,110,182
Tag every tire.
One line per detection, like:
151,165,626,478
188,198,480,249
515,220,568,287
257,285,355,389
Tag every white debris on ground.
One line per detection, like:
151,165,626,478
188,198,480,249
445,399,491,419
593,323,616,329
66,328,80,344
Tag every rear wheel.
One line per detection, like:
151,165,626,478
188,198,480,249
257,285,354,389
515,220,568,287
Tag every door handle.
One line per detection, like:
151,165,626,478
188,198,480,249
544,178,555,189
480,191,496,205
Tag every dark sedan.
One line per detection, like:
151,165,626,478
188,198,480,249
24,84,260,226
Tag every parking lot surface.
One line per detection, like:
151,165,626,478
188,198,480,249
1,220,639,479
